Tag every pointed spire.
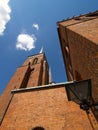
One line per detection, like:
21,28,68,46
39,46,44,53
49,67,52,83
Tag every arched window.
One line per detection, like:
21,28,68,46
33,58,38,65
32,126,45,130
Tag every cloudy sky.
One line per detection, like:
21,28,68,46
0,0,98,94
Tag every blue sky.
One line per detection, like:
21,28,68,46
0,0,98,94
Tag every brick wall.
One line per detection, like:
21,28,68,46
58,17,98,101
23,53,49,87
0,85,92,130
66,27,98,100
0,65,30,122
57,16,98,119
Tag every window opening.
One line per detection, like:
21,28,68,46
33,58,38,65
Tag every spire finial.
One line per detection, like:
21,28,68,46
39,46,43,53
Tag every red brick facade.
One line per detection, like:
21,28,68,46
57,11,98,121
0,84,92,130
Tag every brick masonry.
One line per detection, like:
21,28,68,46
0,53,49,125
57,12,98,120
59,14,98,101
0,85,92,130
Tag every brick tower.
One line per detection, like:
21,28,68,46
57,11,98,121
0,52,49,127
0,52,95,130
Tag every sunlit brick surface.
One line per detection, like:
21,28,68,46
0,86,92,130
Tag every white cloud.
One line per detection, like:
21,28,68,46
16,34,36,51
32,23,39,31
0,0,11,35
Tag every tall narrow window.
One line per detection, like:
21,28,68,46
33,58,38,65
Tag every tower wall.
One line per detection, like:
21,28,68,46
23,53,49,87
0,65,30,121
57,12,98,119
0,53,49,123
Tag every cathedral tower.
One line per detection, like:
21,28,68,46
0,52,49,124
